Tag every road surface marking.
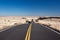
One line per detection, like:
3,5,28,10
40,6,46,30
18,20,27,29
25,23,32,40
41,24,60,35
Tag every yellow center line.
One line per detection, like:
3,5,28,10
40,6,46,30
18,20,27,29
25,23,32,40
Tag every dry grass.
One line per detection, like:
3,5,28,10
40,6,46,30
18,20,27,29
0,16,38,31
37,19,60,31
0,16,27,30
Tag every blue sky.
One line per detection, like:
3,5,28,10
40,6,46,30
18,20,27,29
0,0,60,16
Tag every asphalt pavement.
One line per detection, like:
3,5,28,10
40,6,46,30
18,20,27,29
0,23,30,40
31,22,60,40
0,22,60,40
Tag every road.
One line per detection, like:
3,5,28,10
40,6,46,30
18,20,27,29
0,22,60,40
0,24,30,40
31,22,60,40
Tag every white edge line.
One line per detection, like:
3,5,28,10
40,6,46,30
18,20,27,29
40,24,60,35
0,26,13,32
0,24,20,32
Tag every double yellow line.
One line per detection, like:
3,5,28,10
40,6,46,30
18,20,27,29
25,23,32,40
